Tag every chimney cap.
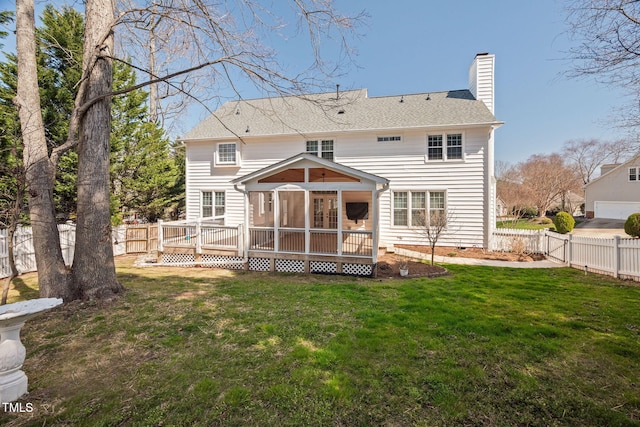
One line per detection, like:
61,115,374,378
475,52,489,57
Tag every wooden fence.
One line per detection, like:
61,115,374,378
125,224,158,253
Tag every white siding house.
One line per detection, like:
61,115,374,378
174,53,502,275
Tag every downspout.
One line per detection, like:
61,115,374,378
373,182,390,273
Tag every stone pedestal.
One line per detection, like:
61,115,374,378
0,298,62,402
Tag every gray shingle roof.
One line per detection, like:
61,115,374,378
182,88,501,140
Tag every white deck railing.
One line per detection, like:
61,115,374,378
158,220,243,256
247,226,373,258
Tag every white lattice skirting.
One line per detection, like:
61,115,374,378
201,255,245,270
159,254,374,276
249,258,271,272
310,261,337,274
161,253,195,266
275,259,305,273
343,263,373,276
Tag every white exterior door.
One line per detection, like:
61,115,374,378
594,201,640,219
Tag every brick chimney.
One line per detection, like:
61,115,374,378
469,53,495,115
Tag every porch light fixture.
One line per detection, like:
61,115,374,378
426,93,431,101
245,126,250,133
400,96,404,103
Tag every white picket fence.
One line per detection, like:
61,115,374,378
0,224,127,280
4,224,638,282
494,228,640,282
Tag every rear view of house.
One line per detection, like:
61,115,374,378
168,53,502,275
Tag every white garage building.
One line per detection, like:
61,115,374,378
585,154,640,220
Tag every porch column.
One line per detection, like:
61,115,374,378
274,190,279,253
243,191,250,261
372,189,379,262
304,190,310,254
337,190,343,256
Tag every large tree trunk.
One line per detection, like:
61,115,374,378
15,0,73,300
71,0,123,300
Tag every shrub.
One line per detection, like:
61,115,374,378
553,212,575,234
624,213,640,238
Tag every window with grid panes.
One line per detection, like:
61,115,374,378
393,190,446,227
306,139,334,160
427,133,463,161
393,192,408,226
202,191,225,223
217,143,237,164
446,134,462,160
427,135,443,160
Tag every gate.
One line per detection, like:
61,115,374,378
545,231,568,263
125,224,158,253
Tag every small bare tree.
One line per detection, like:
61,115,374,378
516,154,581,218
561,138,639,185
0,140,26,304
496,161,534,227
414,210,456,266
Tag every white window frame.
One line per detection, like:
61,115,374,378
306,139,334,161
425,132,465,162
630,167,638,182
215,142,240,167
201,190,226,224
392,190,447,228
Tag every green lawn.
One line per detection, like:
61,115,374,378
497,218,556,230
2,258,640,426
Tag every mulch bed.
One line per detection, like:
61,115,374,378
396,245,547,262
375,245,547,279
375,253,448,279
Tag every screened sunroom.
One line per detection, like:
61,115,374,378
232,153,389,275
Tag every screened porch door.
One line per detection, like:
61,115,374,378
311,192,338,253
312,193,338,229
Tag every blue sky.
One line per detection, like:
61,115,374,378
333,0,629,164
2,0,629,164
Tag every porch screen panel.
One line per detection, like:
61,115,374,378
279,191,305,228
249,191,274,227
278,191,305,252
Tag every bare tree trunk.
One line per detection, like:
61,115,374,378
71,0,123,300
15,0,73,300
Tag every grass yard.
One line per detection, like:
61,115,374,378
2,257,640,426
497,218,556,230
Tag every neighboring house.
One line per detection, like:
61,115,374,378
584,154,640,219
549,190,584,217
496,197,509,218
175,53,502,275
